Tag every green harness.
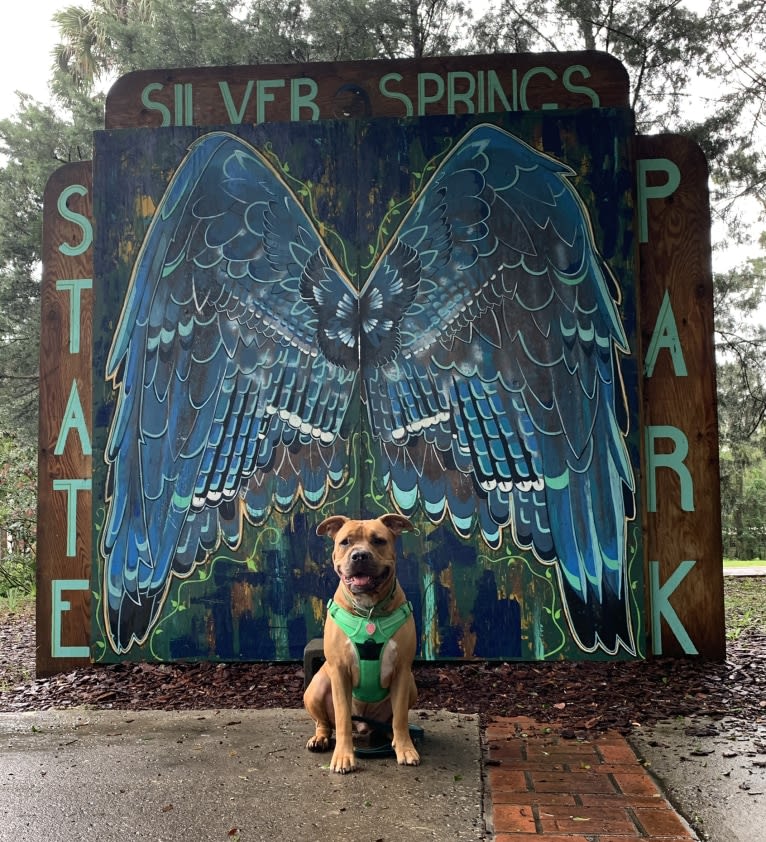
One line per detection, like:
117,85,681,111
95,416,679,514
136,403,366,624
327,598,413,703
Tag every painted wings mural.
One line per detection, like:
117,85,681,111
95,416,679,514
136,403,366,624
100,123,637,657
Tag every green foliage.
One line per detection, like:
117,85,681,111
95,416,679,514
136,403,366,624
0,0,761,566
715,251,766,558
0,586,34,615
50,0,473,85
719,436,766,560
705,0,766,214
471,0,713,132
0,432,36,598
715,259,766,442
0,96,96,439
724,576,766,640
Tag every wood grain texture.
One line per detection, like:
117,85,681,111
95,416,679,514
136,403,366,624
37,162,93,677
105,51,629,129
637,134,725,659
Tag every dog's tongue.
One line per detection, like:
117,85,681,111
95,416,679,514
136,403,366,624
346,575,372,588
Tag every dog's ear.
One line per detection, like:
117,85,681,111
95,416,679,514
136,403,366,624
316,515,349,538
379,513,415,536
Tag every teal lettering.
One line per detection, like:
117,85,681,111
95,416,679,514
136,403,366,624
54,381,92,457
379,73,413,116
173,83,193,126
51,579,90,659
447,71,476,113
487,69,514,111
650,560,698,655
291,78,319,120
219,80,253,123
56,278,92,354
417,72,445,114
637,158,681,243
257,79,286,123
52,478,92,557
645,290,688,377
562,65,599,107
57,185,92,256
174,84,182,124
520,66,557,110
141,82,171,127
645,425,694,513
185,83,193,125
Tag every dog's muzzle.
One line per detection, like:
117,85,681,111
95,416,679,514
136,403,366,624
341,550,390,593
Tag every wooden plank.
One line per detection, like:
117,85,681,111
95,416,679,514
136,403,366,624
37,162,93,677
637,134,725,659
105,51,629,129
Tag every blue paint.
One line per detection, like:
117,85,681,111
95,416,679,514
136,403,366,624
471,570,522,658
91,109,642,664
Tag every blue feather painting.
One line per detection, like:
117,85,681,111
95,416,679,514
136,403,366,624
92,111,643,663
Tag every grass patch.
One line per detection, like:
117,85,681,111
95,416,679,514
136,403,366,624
0,588,34,617
724,576,766,641
723,558,766,568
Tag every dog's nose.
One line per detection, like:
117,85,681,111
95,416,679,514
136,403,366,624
350,549,370,563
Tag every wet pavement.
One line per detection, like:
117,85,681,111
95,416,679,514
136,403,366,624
630,715,766,842
4,705,747,842
0,708,485,841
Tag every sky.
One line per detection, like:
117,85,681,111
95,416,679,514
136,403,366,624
0,0,64,117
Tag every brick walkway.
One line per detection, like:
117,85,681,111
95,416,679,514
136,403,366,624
484,717,699,841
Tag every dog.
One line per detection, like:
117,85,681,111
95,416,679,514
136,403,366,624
303,513,420,773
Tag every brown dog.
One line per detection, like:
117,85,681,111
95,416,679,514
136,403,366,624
304,513,420,773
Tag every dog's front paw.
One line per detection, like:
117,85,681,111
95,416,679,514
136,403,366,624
329,748,357,774
306,735,331,753
394,744,421,766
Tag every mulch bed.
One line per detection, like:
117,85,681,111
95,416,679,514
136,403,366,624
2,600,765,734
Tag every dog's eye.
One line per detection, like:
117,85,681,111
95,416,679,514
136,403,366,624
339,537,350,546
372,536,388,545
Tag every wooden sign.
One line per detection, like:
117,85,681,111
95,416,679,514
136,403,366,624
105,51,629,129
638,134,724,658
37,162,92,677
36,52,723,675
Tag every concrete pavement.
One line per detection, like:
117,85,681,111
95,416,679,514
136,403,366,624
723,566,766,576
0,708,485,841
630,715,766,842
1,707,713,842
